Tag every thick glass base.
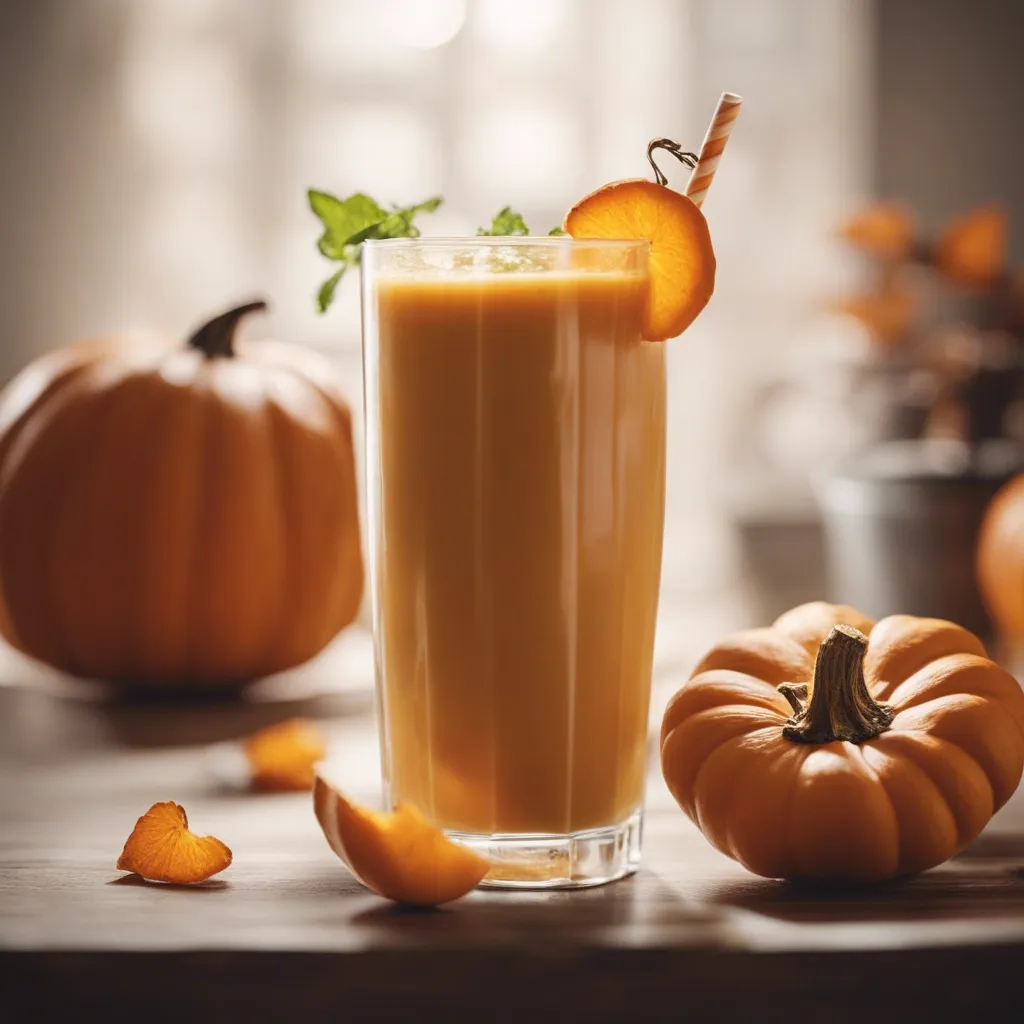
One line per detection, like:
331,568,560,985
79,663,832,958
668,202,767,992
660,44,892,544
448,810,643,889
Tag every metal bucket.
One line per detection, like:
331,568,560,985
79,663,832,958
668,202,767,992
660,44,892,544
816,439,1024,643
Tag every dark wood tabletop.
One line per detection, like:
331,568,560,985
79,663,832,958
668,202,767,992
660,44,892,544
3,619,1024,1022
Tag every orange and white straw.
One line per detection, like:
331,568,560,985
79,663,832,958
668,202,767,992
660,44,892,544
685,91,743,209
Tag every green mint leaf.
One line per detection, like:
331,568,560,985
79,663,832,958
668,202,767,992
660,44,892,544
401,196,443,217
368,196,443,241
478,206,530,236
548,226,566,236
310,191,443,313
317,266,347,314
309,191,387,260
373,213,414,238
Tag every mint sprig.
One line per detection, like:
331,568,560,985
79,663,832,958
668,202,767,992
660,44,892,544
476,208,566,237
477,207,529,236
309,191,442,312
311,194,576,309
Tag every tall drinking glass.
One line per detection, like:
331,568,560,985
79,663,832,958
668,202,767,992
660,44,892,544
361,237,665,887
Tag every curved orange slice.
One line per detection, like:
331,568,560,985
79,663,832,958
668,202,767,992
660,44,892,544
116,802,232,884
934,204,1006,287
313,774,489,906
564,179,715,341
244,718,326,792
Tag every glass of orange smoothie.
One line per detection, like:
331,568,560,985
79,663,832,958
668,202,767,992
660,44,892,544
361,237,665,887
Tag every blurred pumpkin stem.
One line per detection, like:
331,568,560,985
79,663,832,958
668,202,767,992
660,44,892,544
188,300,269,359
779,625,894,745
646,139,698,187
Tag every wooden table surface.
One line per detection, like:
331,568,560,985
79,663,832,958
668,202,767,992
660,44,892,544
3,616,1024,1022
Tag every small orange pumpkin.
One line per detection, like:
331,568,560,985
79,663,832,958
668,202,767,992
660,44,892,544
978,474,1024,643
661,601,1024,881
0,301,363,689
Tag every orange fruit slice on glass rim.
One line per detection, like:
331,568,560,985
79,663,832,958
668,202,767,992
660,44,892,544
116,801,232,884
564,178,716,341
313,773,489,906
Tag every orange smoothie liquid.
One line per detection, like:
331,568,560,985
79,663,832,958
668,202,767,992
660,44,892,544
370,268,666,835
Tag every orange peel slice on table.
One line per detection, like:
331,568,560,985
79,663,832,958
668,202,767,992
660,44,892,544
244,718,326,792
313,774,490,906
564,179,716,342
116,801,232,884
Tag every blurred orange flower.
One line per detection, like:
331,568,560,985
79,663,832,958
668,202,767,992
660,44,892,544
933,204,1006,288
836,202,914,261
831,287,915,347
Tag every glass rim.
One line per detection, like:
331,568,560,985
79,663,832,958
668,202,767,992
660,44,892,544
362,236,650,251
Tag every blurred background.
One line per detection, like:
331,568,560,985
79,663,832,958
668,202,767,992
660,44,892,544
5,8,1024,998
1,0,1023,684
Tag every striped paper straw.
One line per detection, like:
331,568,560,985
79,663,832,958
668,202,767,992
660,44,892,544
685,92,743,209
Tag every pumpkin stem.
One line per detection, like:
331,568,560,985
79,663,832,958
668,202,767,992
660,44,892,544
779,624,894,745
187,300,268,359
778,682,808,717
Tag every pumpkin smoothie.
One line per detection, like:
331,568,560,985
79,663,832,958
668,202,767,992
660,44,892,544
363,239,665,840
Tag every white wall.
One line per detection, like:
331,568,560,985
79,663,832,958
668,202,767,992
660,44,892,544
0,0,872,609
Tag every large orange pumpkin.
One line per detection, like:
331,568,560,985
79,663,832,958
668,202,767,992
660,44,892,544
978,474,1024,642
0,301,363,689
661,601,1024,881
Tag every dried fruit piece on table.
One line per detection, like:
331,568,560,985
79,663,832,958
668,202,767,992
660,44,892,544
933,204,1006,288
836,202,914,261
117,802,232,884
313,774,489,906
244,718,326,792
564,179,716,341
661,600,1024,882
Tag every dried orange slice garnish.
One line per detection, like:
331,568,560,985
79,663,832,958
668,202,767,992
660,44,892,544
836,202,914,261
564,179,716,341
244,718,326,792
313,774,489,906
117,802,232,884
933,204,1006,287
